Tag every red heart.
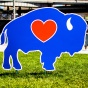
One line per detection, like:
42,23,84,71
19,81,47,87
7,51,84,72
31,20,57,42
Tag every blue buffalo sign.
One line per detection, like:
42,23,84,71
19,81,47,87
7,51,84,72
0,7,87,71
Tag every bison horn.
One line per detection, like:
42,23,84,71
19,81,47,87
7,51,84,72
66,17,73,31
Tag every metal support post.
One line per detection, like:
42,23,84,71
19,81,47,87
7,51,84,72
13,0,15,19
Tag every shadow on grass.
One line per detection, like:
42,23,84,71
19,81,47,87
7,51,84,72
30,72,64,79
0,71,64,79
29,71,53,78
0,72,19,77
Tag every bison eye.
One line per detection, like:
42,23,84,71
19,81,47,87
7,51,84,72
66,17,73,31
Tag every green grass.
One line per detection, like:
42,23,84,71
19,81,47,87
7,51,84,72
0,52,88,88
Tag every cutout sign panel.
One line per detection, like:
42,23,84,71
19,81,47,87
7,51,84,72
0,7,87,71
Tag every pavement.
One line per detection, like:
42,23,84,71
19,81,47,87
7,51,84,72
78,47,88,54
0,44,88,54
0,44,7,52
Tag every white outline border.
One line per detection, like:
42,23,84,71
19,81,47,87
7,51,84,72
0,7,87,71
31,19,57,43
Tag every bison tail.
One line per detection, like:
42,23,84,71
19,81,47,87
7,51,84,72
0,29,7,45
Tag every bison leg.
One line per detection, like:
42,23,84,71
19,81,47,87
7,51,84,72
41,53,56,71
3,47,21,70
11,51,22,70
2,49,11,69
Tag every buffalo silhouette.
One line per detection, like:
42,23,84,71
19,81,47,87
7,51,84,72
0,7,87,71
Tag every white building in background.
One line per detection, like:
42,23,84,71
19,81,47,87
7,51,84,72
0,0,88,20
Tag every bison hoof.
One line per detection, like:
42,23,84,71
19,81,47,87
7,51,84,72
2,64,11,70
13,64,22,70
43,63,55,71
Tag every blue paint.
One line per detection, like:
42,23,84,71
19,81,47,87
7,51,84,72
0,7,87,71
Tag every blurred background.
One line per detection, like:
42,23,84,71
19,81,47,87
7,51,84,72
0,0,88,31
